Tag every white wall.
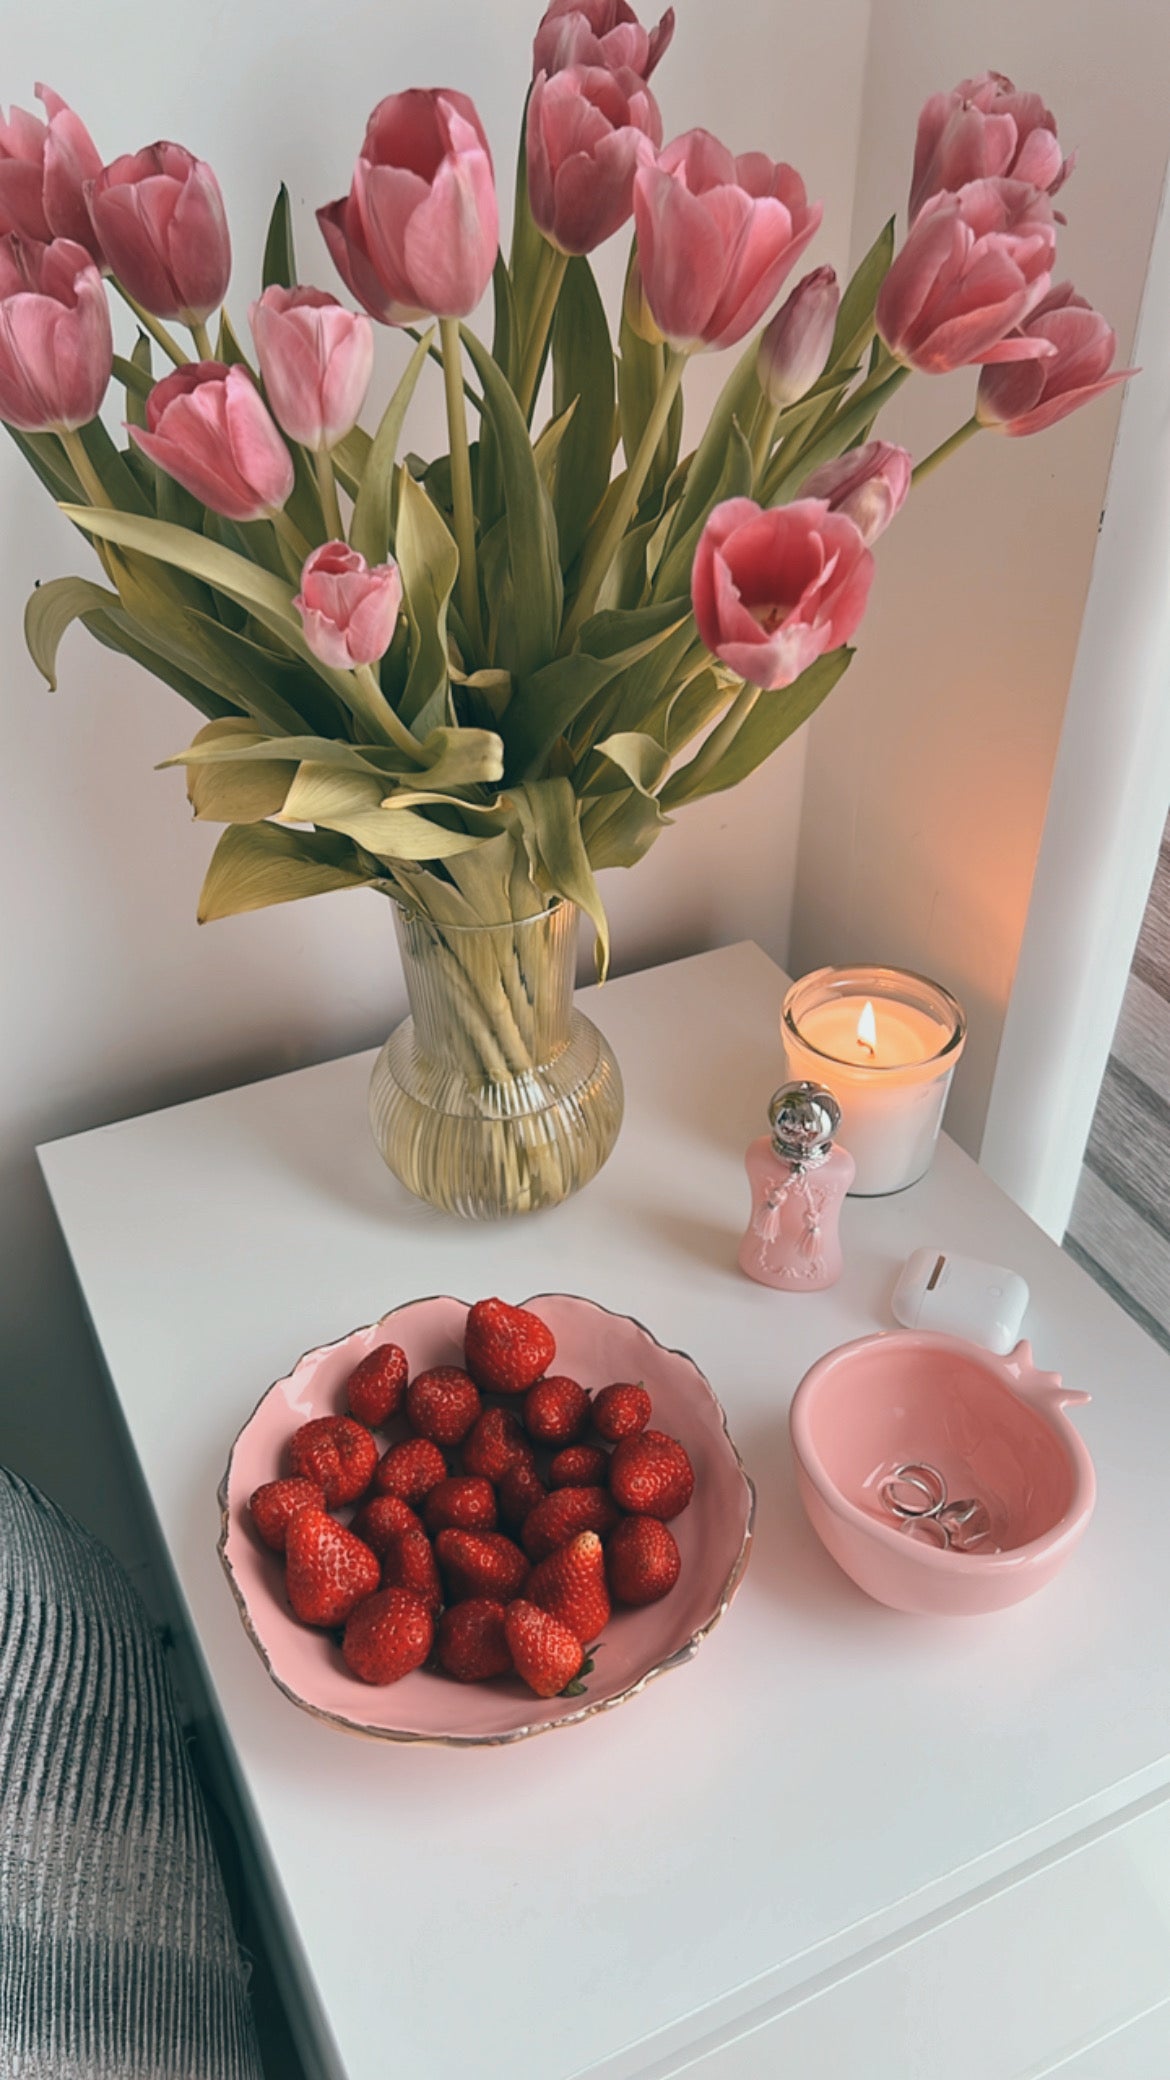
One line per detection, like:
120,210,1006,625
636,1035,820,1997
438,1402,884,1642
789,0,1170,1162
980,164,1170,1238
0,0,870,1567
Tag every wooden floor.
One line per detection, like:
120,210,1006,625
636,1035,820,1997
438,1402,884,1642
1066,815,1170,1353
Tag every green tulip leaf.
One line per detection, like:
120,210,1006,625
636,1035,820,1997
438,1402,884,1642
24,575,122,689
261,183,297,292
617,246,682,506
590,730,670,797
281,761,492,860
661,647,853,808
652,419,753,603
82,601,240,722
350,328,435,565
198,820,374,921
552,256,616,571
460,325,563,681
829,217,895,374
581,783,668,871
510,776,609,976
180,718,299,823
394,466,459,729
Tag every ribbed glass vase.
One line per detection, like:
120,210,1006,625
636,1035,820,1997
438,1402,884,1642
368,900,624,1219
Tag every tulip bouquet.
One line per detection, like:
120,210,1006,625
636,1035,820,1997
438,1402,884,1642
0,12,1133,1208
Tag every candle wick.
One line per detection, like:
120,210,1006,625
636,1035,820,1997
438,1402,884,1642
858,1039,876,1059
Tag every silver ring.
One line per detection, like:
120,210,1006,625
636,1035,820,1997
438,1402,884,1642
880,1462,947,1519
899,1513,951,1549
938,1498,991,1551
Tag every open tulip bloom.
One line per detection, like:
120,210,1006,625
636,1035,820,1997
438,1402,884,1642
0,25,1133,975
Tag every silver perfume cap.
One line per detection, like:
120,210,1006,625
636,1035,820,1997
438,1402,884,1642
768,1081,842,1166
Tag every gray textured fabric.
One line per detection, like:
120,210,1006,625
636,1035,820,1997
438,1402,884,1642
1066,818,1170,1352
0,1470,264,2080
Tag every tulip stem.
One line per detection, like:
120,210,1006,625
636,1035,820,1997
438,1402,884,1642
112,282,190,367
660,681,761,810
351,663,426,762
751,404,782,485
562,346,688,649
190,320,214,362
313,449,345,543
58,427,110,510
270,506,313,569
517,245,569,422
913,416,981,484
439,316,485,661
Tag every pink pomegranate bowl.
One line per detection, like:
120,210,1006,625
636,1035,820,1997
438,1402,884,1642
789,1331,1095,1615
218,1293,754,1744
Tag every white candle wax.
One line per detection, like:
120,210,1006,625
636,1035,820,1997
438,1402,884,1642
783,982,963,1195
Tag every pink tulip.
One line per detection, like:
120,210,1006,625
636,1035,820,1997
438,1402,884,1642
976,282,1136,437
691,495,873,690
633,130,823,353
318,90,497,325
129,361,293,521
527,64,661,256
250,285,373,452
798,440,912,544
0,87,103,258
910,72,1073,223
876,177,1057,374
757,266,839,406
533,0,675,82
86,142,230,323
294,541,403,669
0,234,111,430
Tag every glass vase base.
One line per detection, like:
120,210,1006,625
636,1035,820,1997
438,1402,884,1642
369,1010,624,1220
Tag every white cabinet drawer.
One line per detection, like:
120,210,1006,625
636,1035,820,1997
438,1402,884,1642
648,1797,1170,2080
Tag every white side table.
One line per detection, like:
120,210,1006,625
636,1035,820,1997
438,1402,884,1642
38,943,1170,2080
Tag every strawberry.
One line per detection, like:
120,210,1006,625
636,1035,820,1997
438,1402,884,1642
288,1416,378,1507
285,1509,380,1628
248,1477,326,1553
526,1531,610,1642
464,1298,555,1396
350,1492,424,1559
549,1445,608,1489
436,1598,512,1683
342,1587,433,1685
609,1429,694,1520
435,1528,529,1604
405,1366,481,1448
462,1406,532,1483
504,1600,584,1699
523,1376,591,1447
606,1515,681,1605
345,1342,408,1428
380,1527,443,1613
522,1485,618,1561
373,1436,447,1507
423,1475,497,1535
593,1381,652,1443
496,1459,547,1530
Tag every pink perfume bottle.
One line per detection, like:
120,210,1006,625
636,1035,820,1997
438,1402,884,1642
739,1082,854,1292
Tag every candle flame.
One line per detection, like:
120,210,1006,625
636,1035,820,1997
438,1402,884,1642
857,999,878,1056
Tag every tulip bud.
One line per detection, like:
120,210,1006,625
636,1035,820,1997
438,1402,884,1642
129,362,293,522
86,142,230,324
294,542,403,670
799,440,912,544
0,234,111,431
757,266,839,407
250,285,373,452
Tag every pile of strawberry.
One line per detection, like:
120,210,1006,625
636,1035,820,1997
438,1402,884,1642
247,1299,695,1701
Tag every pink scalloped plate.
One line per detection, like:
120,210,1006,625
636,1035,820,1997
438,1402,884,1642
218,1293,755,1744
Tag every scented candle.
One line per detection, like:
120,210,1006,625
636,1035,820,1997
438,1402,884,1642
781,966,966,1195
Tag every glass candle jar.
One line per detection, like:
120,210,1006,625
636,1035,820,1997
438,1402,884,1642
781,966,966,1196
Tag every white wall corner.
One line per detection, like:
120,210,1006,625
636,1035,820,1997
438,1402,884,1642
980,153,1170,1240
